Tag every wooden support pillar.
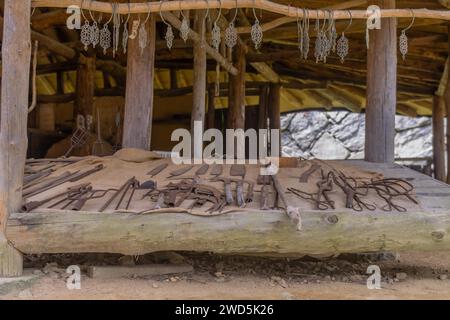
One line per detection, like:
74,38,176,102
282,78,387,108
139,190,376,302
0,0,32,276
258,85,269,130
123,13,156,150
207,86,216,130
447,24,450,184
268,84,281,131
365,0,397,163
227,42,246,130
432,96,446,181
75,53,96,119
268,83,281,155
191,10,207,133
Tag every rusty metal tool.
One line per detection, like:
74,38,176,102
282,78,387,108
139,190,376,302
210,164,223,177
195,164,209,176
230,164,246,180
115,178,140,210
23,164,104,198
21,183,91,212
23,169,54,187
168,165,194,178
147,163,169,177
257,175,271,210
69,188,118,211
299,163,321,183
272,175,302,230
211,177,233,204
99,177,135,212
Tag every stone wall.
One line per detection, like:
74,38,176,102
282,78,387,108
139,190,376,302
281,111,436,160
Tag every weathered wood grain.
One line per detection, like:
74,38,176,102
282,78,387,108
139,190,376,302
6,208,450,256
122,13,156,150
0,0,31,276
432,96,446,181
365,0,397,163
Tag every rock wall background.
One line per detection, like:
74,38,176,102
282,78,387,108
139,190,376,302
281,111,437,160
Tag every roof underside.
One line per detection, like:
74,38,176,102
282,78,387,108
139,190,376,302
27,0,450,117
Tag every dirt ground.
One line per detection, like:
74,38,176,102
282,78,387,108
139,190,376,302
2,251,450,300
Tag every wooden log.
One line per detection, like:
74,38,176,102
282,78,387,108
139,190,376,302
191,10,207,135
75,53,96,118
258,86,269,130
31,1,450,20
447,24,450,184
122,13,156,150
207,86,216,130
365,0,397,163
432,96,446,181
268,83,281,154
6,208,450,255
0,0,32,277
227,41,246,130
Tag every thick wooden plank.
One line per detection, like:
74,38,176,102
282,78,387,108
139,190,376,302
6,208,450,256
122,13,156,150
0,0,32,276
268,83,281,154
432,95,446,181
365,0,397,163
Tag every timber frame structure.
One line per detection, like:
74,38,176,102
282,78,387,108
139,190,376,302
1,0,450,277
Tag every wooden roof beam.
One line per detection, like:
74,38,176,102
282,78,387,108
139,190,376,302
31,1,450,20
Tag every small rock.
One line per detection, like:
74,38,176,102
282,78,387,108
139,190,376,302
18,289,33,300
395,272,407,281
439,274,448,280
281,292,295,300
279,279,288,288
152,283,159,288
270,276,282,282
214,272,224,278
388,278,394,285
32,269,43,275
324,275,331,281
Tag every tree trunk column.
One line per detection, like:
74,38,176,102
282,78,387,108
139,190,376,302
0,0,32,276
75,53,96,119
227,42,246,130
432,96,446,181
123,13,156,150
365,0,397,163
268,83,281,155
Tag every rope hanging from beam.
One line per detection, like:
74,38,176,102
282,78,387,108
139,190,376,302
32,0,450,20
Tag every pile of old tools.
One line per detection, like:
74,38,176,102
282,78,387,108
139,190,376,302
139,163,258,213
22,163,106,212
288,167,418,212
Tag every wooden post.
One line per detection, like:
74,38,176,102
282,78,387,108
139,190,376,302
75,53,96,119
447,24,450,184
123,13,156,150
432,96,446,181
258,85,269,130
0,0,32,276
207,86,216,130
365,0,397,163
227,42,246,130
191,10,207,133
268,83,281,155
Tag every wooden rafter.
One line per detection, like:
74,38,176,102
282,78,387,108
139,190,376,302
31,0,450,20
